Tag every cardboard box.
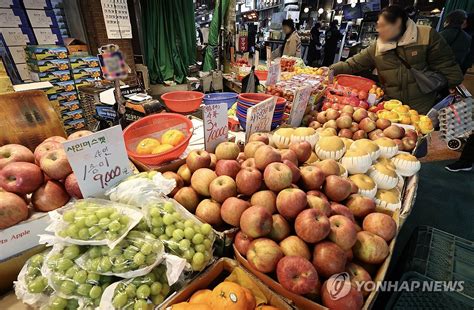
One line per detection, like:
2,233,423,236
0,0,21,8
74,77,96,88
44,79,75,93
161,258,292,309
0,8,29,27
22,0,52,9
15,63,29,80
25,44,67,60
63,117,86,132
26,9,58,28
63,37,88,56
5,45,26,63
0,27,36,45
58,99,80,112
60,107,83,121
69,56,99,69
27,58,69,72
32,27,63,45
30,69,71,82
73,67,102,80
0,75,14,93
47,89,78,102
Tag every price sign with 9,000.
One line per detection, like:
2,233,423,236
63,126,132,198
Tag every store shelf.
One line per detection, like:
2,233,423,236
257,4,281,12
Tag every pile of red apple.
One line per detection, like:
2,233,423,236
164,138,397,309
0,130,91,230
304,106,419,152
322,85,370,110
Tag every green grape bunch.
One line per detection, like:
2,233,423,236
46,245,114,306
40,295,79,310
147,201,214,271
24,252,52,295
57,201,134,242
80,231,164,275
111,265,170,310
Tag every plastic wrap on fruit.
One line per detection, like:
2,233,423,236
38,293,80,310
75,230,165,278
106,171,176,207
15,250,53,307
41,244,114,307
98,262,184,310
144,197,216,272
43,199,143,249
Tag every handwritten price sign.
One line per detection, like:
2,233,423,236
245,97,276,142
63,126,132,197
266,62,280,86
289,85,313,127
202,103,228,152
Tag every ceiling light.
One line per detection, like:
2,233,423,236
304,7,309,13
318,8,324,14
351,2,356,8
337,0,342,3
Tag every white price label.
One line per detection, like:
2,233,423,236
367,93,377,106
202,103,229,152
245,97,277,142
63,126,132,198
289,86,313,127
266,62,280,86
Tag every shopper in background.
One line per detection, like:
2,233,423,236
307,22,322,66
280,19,301,58
322,20,343,66
464,14,474,72
330,5,463,114
440,10,472,74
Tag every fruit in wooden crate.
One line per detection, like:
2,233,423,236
363,212,397,242
276,256,319,295
312,241,347,278
247,238,283,273
240,206,273,238
353,231,389,264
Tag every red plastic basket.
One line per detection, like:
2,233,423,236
123,113,193,165
336,74,376,92
255,70,268,81
161,91,204,113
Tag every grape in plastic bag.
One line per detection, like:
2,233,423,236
39,294,79,310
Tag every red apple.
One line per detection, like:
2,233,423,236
312,241,347,278
313,159,340,177
240,206,273,238
376,118,391,130
307,195,331,216
393,138,404,151
289,141,312,164
263,162,292,192
346,194,376,218
321,279,363,310
346,262,372,297
350,122,360,133
255,145,281,170
352,109,368,122
244,141,265,158
64,173,83,199
249,133,270,144
0,162,43,194
359,118,376,133
277,256,319,295
276,188,307,219
209,153,217,170
268,214,291,242
330,203,355,222
307,190,329,202
309,120,322,130
34,141,62,164
342,105,354,114
283,159,300,183
250,190,276,214
186,150,211,172
215,142,240,160
368,129,384,140
338,129,353,139
67,130,92,140
295,208,330,243
215,159,240,178
177,164,192,184
353,231,389,264
236,167,262,196
0,191,29,229
326,108,340,120
279,236,311,260
0,144,34,169
352,130,368,140
234,231,253,256
32,180,70,212
44,136,66,143
162,171,184,196
241,158,256,169
383,125,405,139
363,212,397,242
174,187,200,212
300,165,325,190
402,137,416,152
316,111,328,123
220,197,250,227
190,168,217,196
336,115,353,129
40,149,72,180
236,152,246,164
329,215,357,250
209,175,237,203
405,129,418,141
324,175,352,202
195,199,222,226
247,238,283,273
280,149,298,166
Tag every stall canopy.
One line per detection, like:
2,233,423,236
142,0,196,84
203,0,230,71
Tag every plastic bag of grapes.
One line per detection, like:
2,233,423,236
99,264,173,310
75,230,165,278
144,196,216,272
42,244,114,306
15,250,53,306
106,171,176,207
39,293,98,310
46,199,143,249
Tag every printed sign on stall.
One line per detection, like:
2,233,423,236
266,61,280,86
245,96,277,142
289,85,313,127
63,126,132,198
202,102,228,152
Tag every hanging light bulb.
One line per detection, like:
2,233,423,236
351,2,356,8
318,8,324,14
304,7,310,13
337,0,342,3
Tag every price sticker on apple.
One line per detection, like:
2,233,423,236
245,96,276,142
288,85,313,127
63,126,132,198
202,102,228,152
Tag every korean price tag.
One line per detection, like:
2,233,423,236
289,85,312,127
63,126,132,198
266,61,280,86
328,69,334,84
245,96,276,142
202,102,228,152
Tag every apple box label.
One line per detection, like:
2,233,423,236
266,61,280,86
245,96,276,142
289,85,313,127
63,126,132,198
202,102,228,153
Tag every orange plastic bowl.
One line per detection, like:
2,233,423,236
123,113,193,165
336,74,375,93
255,70,268,81
161,91,204,113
